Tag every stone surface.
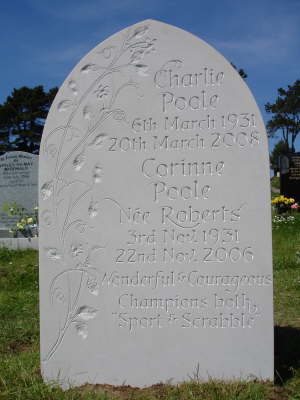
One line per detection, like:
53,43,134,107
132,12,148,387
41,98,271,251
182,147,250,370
0,237,38,250
39,20,273,388
0,152,38,231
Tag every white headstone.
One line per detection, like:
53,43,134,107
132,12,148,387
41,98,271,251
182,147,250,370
39,20,273,388
0,151,38,232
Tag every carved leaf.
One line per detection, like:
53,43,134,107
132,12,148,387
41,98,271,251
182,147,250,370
80,63,99,74
130,41,153,49
41,181,53,200
57,100,74,112
135,64,149,76
131,49,144,64
73,152,86,171
163,59,183,70
75,305,98,321
45,247,61,260
88,133,107,148
129,25,148,41
90,245,105,255
93,84,110,99
75,322,88,340
83,104,95,120
68,80,78,96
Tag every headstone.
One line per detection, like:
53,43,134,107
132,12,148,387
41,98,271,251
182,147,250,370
280,153,300,200
39,20,273,388
0,151,38,235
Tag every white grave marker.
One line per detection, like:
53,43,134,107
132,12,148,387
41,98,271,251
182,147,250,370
39,20,273,388
0,151,38,232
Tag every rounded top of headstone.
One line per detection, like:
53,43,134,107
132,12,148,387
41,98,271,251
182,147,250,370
0,151,38,161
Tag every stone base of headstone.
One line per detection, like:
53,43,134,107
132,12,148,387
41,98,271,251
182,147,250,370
0,237,38,250
0,230,13,238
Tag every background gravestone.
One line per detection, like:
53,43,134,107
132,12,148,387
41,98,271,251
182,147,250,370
0,151,38,236
40,20,273,388
280,153,300,201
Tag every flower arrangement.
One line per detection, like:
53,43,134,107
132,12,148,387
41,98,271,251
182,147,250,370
2,202,38,237
271,196,296,213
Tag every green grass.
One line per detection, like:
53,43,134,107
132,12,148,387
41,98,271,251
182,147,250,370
271,176,280,191
0,214,300,399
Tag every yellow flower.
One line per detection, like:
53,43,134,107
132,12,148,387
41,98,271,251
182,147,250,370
27,217,33,223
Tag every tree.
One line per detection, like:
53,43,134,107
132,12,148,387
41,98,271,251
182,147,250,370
0,85,58,154
270,140,290,173
231,62,248,79
265,80,300,152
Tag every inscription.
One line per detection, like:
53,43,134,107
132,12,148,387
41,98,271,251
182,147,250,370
154,65,225,88
161,91,219,113
141,158,225,178
161,204,245,228
163,246,253,263
153,181,211,202
101,271,272,290
112,309,259,332
119,207,151,224
125,227,240,245
118,293,208,312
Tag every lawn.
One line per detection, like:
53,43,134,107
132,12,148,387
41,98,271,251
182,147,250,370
0,212,300,399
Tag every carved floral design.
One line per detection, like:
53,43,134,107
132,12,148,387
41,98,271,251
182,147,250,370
41,24,156,362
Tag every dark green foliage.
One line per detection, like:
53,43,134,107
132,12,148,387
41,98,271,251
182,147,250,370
270,140,290,173
265,80,300,152
0,86,58,154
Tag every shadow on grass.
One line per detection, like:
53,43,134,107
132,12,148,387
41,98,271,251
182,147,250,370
275,325,300,384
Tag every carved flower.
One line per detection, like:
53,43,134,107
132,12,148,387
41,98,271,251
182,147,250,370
87,277,99,296
88,201,99,218
93,164,103,183
98,46,115,59
70,243,84,258
54,288,66,304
